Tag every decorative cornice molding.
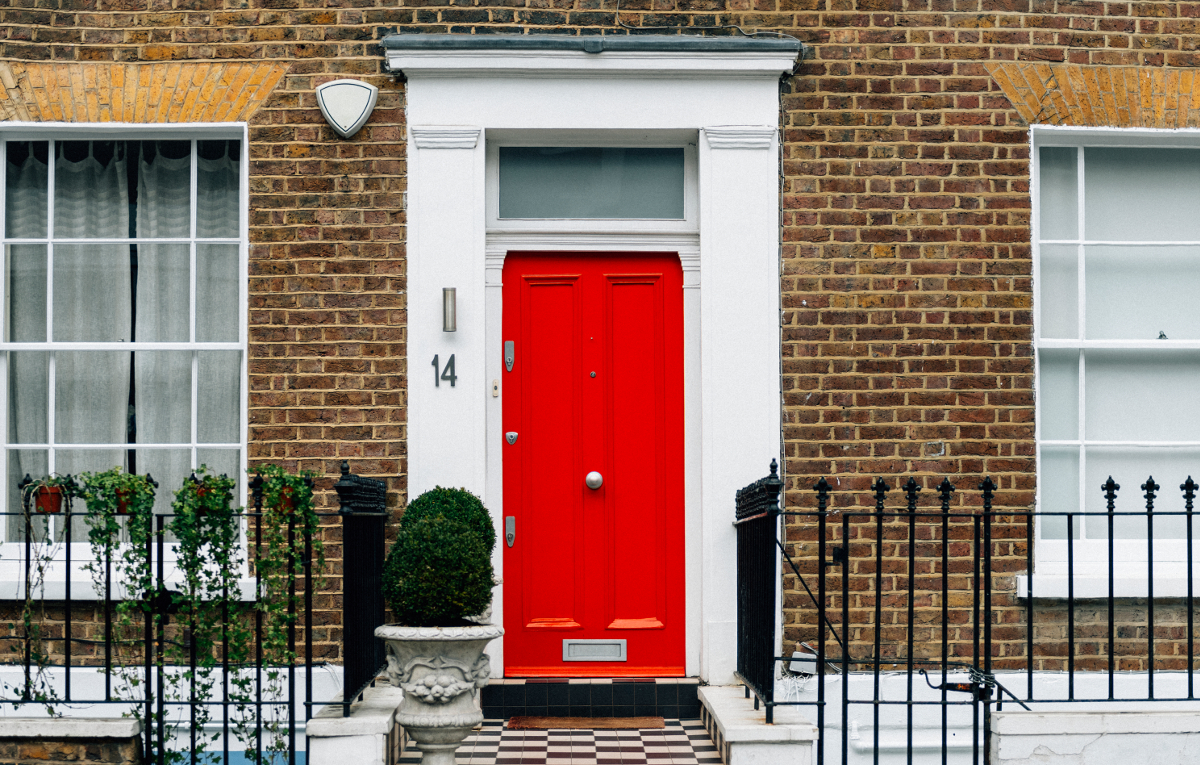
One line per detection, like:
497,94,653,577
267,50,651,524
703,126,776,149
384,35,799,80
411,126,481,149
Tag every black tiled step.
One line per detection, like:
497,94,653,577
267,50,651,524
480,678,702,720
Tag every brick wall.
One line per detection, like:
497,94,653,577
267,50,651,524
3,0,1200,670
0,737,140,765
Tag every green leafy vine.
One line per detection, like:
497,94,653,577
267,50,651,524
69,465,325,765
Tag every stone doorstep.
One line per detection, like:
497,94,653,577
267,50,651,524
698,686,817,765
307,679,409,765
307,680,405,738
0,718,142,739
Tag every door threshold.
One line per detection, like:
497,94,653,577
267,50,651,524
480,677,701,720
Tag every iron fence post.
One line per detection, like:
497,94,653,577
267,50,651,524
334,461,388,716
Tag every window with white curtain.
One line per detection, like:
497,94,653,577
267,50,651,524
1037,140,1200,536
1,135,245,543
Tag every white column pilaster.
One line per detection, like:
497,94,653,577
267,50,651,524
697,125,782,685
407,126,487,499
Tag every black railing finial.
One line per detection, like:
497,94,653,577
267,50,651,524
872,477,890,510
1103,476,1120,513
1143,475,1161,512
814,477,831,514
979,476,996,512
769,458,778,478
249,473,264,512
904,477,920,512
937,478,954,513
1183,477,1197,512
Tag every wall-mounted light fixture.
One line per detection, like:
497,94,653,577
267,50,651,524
443,288,457,332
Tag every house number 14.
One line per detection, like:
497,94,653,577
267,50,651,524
432,354,457,387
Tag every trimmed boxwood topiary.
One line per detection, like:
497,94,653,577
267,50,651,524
398,486,495,554
383,487,496,627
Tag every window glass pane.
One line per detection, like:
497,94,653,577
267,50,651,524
8,352,47,444
135,449,192,522
53,141,129,239
5,141,48,239
7,450,48,541
499,147,685,219
1085,446,1198,539
135,141,191,239
198,141,239,238
55,350,130,444
1085,350,1200,442
1038,244,1077,339
1038,350,1078,441
197,244,238,342
1039,447,1079,539
6,244,46,342
198,351,239,443
53,244,132,342
1085,245,1200,340
1084,147,1200,241
1038,147,1077,241
134,244,189,342
133,351,191,443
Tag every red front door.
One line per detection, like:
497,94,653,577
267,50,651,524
502,251,685,677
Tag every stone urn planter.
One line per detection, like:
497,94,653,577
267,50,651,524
376,623,503,765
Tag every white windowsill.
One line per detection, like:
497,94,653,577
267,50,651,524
0,578,257,602
1019,574,1200,599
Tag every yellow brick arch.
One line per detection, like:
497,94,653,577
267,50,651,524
988,61,1200,130
0,61,287,123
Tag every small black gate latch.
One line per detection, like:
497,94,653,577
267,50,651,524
825,545,846,568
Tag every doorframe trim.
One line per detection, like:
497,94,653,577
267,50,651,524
399,45,789,684
485,234,701,678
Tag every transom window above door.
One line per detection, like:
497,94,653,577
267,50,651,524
1,134,246,542
485,137,697,233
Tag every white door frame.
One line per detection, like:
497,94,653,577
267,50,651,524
388,35,797,684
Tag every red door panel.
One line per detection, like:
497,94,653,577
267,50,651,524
521,277,583,629
503,252,685,677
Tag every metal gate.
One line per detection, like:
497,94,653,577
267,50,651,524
734,462,1033,765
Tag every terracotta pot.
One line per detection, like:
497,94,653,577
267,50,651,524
375,624,503,765
115,488,130,515
34,485,63,515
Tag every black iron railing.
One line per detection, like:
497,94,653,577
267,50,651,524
334,461,388,716
735,463,1200,765
733,458,783,722
0,463,388,765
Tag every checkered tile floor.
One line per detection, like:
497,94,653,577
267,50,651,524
399,719,722,765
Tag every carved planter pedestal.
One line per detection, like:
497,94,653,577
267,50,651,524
375,624,503,765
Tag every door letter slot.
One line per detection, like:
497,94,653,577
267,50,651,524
505,516,515,548
562,639,627,662
504,341,515,372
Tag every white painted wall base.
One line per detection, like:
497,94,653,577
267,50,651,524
0,718,141,738
307,679,407,765
698,685,817,765
991,711,1200,764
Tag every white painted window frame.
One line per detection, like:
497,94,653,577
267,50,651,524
1029,124,1200,598
390,39,793,683
0,123,251,599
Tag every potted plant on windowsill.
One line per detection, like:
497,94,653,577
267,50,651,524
18,474,74,515
375,487,501,765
